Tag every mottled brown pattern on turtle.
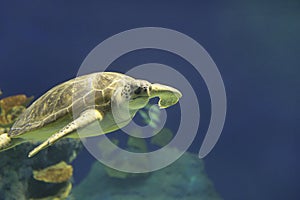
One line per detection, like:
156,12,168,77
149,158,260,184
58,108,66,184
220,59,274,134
9,72,130,137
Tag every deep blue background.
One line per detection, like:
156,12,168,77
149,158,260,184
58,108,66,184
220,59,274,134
1,1,299,199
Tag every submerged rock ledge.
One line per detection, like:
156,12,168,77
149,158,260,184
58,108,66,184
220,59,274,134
72,152,221,200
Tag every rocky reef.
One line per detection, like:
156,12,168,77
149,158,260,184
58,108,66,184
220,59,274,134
71,152,221,200
0,138,82,200
0,92,82,200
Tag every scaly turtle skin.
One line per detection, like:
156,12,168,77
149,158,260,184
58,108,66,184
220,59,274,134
0,72,182,157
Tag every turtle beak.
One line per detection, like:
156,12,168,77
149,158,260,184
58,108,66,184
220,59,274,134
149,83,182,109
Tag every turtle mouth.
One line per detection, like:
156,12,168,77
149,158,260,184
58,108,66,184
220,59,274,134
130,95,149,102
131,94,148,100
148,83,182,109
128,95,149,110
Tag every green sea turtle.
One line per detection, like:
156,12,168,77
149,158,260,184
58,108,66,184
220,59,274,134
0,72,182,157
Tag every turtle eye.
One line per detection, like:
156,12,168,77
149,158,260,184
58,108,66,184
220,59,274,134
134,87,142,95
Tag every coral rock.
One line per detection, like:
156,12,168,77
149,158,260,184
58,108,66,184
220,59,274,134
33,161,73,183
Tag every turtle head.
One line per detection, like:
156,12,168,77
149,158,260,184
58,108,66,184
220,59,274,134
128,79,182,110
148,83,182,109
127,80,152,110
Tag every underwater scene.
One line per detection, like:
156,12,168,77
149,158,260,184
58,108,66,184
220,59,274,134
0,1,299,200
0,88,220,200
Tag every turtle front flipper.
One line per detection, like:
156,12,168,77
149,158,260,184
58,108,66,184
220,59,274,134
28,109,103,157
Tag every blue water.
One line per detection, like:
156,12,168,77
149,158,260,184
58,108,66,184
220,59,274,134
0,1,299,199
